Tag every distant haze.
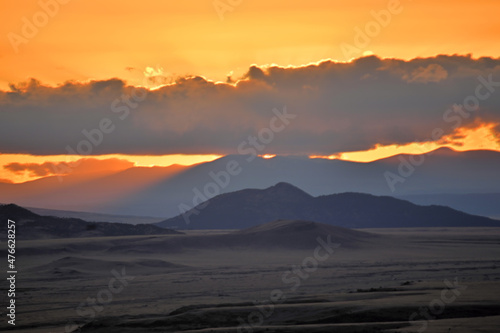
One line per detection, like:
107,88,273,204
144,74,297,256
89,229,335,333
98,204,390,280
1,148,499,219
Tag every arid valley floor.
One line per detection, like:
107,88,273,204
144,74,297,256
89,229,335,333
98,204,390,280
3,222,500,333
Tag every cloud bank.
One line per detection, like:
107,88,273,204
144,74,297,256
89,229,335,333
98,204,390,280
1,55,499,155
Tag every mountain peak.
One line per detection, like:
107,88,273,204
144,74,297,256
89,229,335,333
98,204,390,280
266,182,312,198
428,146,458,155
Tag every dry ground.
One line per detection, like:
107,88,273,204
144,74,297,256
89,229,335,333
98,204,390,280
2,227,500,332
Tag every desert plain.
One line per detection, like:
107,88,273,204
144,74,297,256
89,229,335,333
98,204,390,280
2,221,500,333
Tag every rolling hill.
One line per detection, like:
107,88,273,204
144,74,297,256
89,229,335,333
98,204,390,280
156,182,500,230
107,219,377,252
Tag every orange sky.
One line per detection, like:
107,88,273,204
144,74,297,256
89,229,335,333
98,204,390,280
2,0,500,90
0,154,221,183
1,0,500,183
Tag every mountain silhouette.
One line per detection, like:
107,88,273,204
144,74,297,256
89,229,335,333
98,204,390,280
1,148,499,218
156,183,499,229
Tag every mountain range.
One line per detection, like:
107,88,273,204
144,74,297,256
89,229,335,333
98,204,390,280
156,182,500,230
1,148,499,219
2,180,499,240
400,193,500,220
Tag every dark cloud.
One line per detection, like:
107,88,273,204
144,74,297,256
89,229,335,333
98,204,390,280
1,55,500,155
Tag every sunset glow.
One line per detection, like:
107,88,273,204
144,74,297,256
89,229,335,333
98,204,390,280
2,123,499,183
312,123,500,163
0,154,221,183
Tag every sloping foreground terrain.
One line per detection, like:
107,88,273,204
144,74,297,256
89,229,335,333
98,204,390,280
0,203,181,239
1,220,499,332
157,182,500,229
